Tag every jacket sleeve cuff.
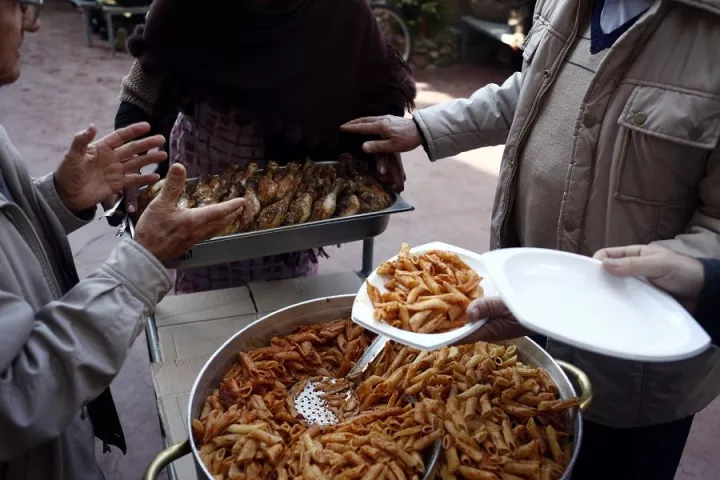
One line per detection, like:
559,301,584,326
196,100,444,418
695,259,720,346
99,238,173,310
412,117,431,159
412,111,439,161
34,173,96,234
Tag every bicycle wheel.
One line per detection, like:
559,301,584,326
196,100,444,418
372,6,412,62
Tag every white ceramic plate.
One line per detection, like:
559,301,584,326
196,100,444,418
352,242,498,351
480,248,711,362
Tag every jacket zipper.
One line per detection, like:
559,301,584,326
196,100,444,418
1,204,63,299
574,2,667,256
496,1,585,248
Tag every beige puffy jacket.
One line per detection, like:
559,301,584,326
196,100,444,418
414,0,720,427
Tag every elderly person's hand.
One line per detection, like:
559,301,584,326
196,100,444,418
341,115,422,192
594,245,705,310
55,123,167,213
134,164,245,263
452,297,535,345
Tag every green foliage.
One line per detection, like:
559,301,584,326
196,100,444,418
394,0,448,37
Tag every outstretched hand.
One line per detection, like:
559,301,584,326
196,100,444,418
55,122,167,213
341,115,422,155
134,164,245,263
341,115,420,193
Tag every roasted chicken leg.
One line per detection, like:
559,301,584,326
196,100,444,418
301,158,316,183
275,162,302,200
336,193,361,218
256,161,280,206
177,182,196,209
256,195,293,230
349,175,393,213
192,174,219,207
224,180,261,235
239,162,258,187
284,186,316,226
136,179,165,215
310,178,345,222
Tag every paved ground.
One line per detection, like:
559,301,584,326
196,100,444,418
1,2,717,479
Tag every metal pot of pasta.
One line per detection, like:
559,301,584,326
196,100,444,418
144,294,592,480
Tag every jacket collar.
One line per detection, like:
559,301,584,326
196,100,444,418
672,0,720,15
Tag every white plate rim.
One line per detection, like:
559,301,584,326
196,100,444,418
480,248,712,363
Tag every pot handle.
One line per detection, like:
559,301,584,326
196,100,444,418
143,439,192,480
556,360,593,412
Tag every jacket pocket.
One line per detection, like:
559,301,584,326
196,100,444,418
521,20,544,67
614,86,720,206
521,17,548,70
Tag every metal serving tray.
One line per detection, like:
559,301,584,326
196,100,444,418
114,161,414,269
120,195,413,269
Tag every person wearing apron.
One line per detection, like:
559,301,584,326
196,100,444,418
114,0,415,293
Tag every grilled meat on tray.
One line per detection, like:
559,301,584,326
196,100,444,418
256,195,293,230
256,161,280,206
284,185,316,226
133,156,395,239
337,193,361,218
310,178,345,222
275,161,302,201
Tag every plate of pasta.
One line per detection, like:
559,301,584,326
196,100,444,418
352,242,499,350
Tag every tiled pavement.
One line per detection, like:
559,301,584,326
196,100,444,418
0,3,716,479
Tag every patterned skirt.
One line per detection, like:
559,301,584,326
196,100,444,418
169,103,320,294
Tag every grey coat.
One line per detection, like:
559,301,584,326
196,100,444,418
0,126,173,479
414,0,720,427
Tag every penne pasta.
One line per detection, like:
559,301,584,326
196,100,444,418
515,439,538,460
479,394,493,418
457,466,500,480
546,425,565,464
503,460,540,476
446,445,461,473
458,384,493,400
194,319,578,479
464,397,479,420
501,419,517,454
366,245,488,334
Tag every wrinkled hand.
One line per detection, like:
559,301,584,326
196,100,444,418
134,164,245,263
594,245,705,309
452,297,535,345
55,123,167,213
341,116,420,193
341,115,422,154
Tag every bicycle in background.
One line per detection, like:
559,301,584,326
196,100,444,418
371,1,412,62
